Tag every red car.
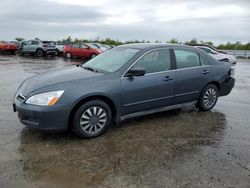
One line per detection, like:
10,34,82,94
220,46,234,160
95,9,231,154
0,41,18,54
64,43,102,59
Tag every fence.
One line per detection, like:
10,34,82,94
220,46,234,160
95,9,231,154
223,50,250,59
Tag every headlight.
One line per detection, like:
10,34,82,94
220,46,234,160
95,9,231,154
25,90,64,106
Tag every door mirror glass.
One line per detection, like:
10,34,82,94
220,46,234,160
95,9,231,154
125,67,145,77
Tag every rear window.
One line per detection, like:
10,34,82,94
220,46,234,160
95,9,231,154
31,41,39,45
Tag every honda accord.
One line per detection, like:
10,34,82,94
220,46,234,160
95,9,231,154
13,43,235,138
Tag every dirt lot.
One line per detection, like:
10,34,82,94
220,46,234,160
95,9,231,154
0,55,250,188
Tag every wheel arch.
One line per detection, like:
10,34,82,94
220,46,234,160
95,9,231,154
36,48,44,52
206,81,220,92
68,95,117,129
198,81,221,99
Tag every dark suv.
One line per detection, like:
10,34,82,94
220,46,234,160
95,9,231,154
13,43,235,138
19,40,58,57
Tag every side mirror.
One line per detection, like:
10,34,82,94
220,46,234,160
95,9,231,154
125,67,145,77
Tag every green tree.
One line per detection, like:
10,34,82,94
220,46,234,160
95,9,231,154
185,38,198,45
167,38,179,44
15,37,25,42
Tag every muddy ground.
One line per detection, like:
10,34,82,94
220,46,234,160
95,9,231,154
0,55,250,188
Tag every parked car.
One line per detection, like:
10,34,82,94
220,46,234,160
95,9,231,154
19,40,58,57
0,41,18,54
42,41,64,55
91,43,111,51
54,42,64,54
63,43,102,59
191,44,237,66
13,43,235,138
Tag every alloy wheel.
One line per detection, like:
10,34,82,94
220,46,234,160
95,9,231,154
80,106,107,134
203,88,217,108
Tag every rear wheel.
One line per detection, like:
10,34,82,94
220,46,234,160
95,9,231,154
66,52,72,59
196,84,219,111
72,100,112,138
36,49,44,57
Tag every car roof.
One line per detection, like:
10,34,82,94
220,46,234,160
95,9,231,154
118,43,188,50
189,44,217,50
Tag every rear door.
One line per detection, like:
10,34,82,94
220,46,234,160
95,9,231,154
173,48,210,104
174,48,210,104
71,44,80,56
121,48,175,115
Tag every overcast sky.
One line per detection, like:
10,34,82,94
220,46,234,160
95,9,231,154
0,0,249,44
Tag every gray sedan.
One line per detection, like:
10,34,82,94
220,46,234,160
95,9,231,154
13,43,235,138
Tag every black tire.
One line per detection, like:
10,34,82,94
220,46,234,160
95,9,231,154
90,53,97,59
72,100,112,138
65,52,72,59
196,84,219,111
55,49,60,56
17,49,23,56
36,49,44,57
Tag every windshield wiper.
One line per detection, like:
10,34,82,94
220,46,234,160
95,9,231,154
82,66,98,73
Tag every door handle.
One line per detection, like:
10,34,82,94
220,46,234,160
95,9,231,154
201,70,210,74
163,76,173,81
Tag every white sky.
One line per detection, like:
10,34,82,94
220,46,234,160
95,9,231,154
0,0,249,44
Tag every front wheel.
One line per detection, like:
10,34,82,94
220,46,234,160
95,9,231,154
36,49,44,57
196,84,219,111
72,100,112,138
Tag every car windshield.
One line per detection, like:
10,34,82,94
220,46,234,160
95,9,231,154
82,47,140,73
198,47,217,54
86,43,98,49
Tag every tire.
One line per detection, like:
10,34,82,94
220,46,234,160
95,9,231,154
36,49,44,57
91,54,97,59
18,50,24,56
72,100,112,138
65,52,72,59
196,84,219,111
55,49,60,56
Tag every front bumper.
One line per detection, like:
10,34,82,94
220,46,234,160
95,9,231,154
44,48,57,55
220,77,235,96
13,98,70,131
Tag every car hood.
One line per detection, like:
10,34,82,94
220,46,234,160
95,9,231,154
18,65,103,96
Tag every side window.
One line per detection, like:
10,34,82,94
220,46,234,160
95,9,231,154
72,44,79,48
133,49,171,74
26,41,32,45
31,41,39,45
174,50,200,69
80,44,88,49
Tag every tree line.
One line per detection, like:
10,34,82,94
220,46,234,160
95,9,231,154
15,37,250,50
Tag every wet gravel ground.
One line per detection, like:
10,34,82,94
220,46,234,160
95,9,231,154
0,55,250,188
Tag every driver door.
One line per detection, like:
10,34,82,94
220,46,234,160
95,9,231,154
121,49,175,115
79,44,91,58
